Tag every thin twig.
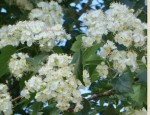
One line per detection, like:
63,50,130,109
11,96,23,103
66,89,113,112
87,89,113,100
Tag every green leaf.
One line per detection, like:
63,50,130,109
30,102,42,115
81,93,91,97
103,104,118,115
42,104,60,115
0,45,16,77
83,44,102,65
74,50,84,85
42,106,52,115
75,99,91,115
53,46,63,53
81,99,91,115
71,35,83,52
42,105,60,115
71,51,80,64
120,0,134,8
90,70,99,83
14,98,27,108
26,53,48,72
112,73,133,93
0,64,8,78
84,59,102,65
63,112,75,115
21,93,36,108
136,65,147,86
129,84,147,108
134,0,145,11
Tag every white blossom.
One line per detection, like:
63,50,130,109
0,84,13,115
96,62,108,78
100,40,117,58
0,25,21,49
83,70,91,86
82,3,146,74
29,1,63,26
114,30,133,47
142,56,146,64
82,10,108,47
25,76,44,92
126,51,138,72
0,21,71,51
9,53,29,79
21,54,91,112
109,50,138,73
122,107,147,115
82,3,146,49
20,88,30,99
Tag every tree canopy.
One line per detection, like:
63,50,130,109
0,0,147,115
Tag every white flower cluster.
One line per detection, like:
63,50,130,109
109,50,138,73
122,107,147,115
82,10,108,47
96,62,108,79
99,40,117,58
0,23,22,49
0,1,70,51
98,40,138,73
9,53,29,79
82,3,146,48
0,84,12,115
19,21,71,51
82,3,147,75
82,70,91,86
21,54,91,112
0,21,70,51
29,1,64,26
142,56,147,64
9,0,33,10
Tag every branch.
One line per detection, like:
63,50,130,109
11,96,23,103
87,89,113,100
73,1,92,29
66,89,113,112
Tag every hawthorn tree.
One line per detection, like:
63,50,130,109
0,0,147,115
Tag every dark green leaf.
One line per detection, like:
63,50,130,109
73,50,84,85
136,65,147,86
75,99,91,115
71,51,80,64
103,104,118,115
81,99,91,115
81,93,91,97
85,59,102,65
71,35,83,52
53,46,64,53
90,70,99,83
112,73,133,93
129,84,147,108
0,45,16,77
120,0,134,8
42,104,60,115
134,0,145,11
83,44,102,65
42,106,52,115
63,112,75,115
30,102,42,115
